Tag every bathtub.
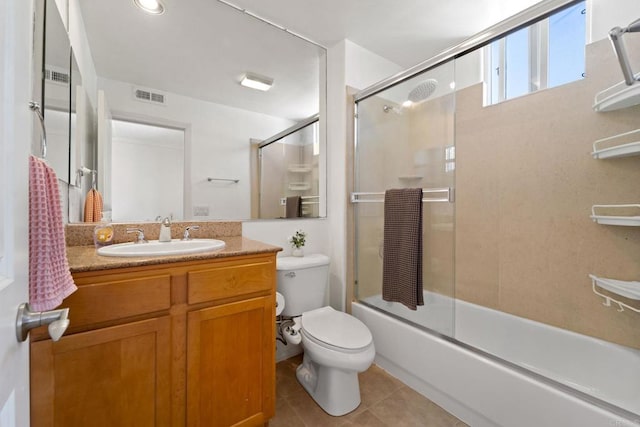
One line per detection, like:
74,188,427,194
354,293,640,427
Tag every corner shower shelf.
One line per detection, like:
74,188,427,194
288,182,311,191
591,129,640,159
589,274,640,313
590,204,640,226
593,78,640,112
288,164,311,173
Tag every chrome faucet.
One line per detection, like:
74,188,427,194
126,227,148,243
182,225,200,240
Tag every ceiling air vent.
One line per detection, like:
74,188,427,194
44,66,70,86
133,87,166,105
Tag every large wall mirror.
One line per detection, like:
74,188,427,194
72,0,326,222
37,0,93,206
41,0,72,184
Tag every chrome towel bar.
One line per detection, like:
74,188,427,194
207,177,239,183
350,187,454,203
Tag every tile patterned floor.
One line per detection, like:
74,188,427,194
272,355,468,427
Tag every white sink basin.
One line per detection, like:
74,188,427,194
97,239,226,257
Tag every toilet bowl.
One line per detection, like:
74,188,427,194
295,306,375,416
276,255,375,416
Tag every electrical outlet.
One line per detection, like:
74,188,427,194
193,206,209,216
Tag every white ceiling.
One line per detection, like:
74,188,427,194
229,0,544,68
78,0,543,121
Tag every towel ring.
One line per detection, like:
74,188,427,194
29,101,47,159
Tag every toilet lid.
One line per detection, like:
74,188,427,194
276,254,330,271
301,306,372,350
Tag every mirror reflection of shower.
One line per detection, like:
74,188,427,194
382,78,439,113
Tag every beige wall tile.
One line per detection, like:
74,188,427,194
455,38,640,349
455,83,501,309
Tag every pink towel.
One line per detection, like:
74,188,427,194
29,155,77,311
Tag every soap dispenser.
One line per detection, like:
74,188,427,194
159,217,172,242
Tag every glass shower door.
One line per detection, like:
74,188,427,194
354,60,455,336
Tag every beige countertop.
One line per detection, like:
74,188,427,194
67,236,282,273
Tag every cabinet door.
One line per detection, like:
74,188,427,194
31,317,171,427
187,296,275,427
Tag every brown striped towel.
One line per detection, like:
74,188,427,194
382,188,424,310
286,196,302,218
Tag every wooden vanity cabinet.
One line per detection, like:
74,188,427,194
30,253,277,427
31,317,171,427
186,257,276,427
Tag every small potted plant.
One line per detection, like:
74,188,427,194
289,230,306,257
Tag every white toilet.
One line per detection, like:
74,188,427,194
276,254,375,416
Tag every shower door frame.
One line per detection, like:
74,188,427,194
353,0,581,104
350,0,583,312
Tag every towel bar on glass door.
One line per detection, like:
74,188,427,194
280,195,320,206
350,188,454,203
207,177,239,183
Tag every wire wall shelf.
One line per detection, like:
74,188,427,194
589,274,640,313
288,164,311,173
592,129,640,159
590,204,640,226
593,77,640,112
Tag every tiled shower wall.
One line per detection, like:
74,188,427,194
455,37,640,349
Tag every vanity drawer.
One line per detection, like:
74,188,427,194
64,274,172,328
187,260,274,304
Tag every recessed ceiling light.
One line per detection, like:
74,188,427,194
240,73,274,91
133,0,165,15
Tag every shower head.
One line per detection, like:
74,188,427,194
408,79,438,103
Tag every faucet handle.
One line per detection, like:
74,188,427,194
182,225,200,240
126,228,148,243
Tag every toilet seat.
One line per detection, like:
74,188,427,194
301,306,373,351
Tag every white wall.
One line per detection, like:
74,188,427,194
99,77,293,220
243,219,330,259
344,40,404,91
589,0,640,43
111,121,184,221
325,40,403,311
68,0,97,107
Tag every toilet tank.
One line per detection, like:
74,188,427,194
276,254,330,317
